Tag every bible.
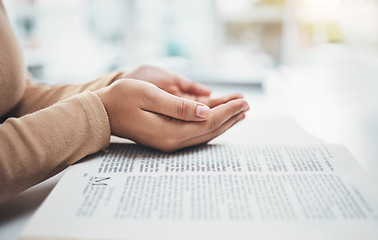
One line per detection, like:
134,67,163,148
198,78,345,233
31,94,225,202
20,119,378,240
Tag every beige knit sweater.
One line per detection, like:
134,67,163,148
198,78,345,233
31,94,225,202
0,2,118,203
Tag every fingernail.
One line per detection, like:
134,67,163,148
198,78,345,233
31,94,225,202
196,105,210,118
241,103,249,111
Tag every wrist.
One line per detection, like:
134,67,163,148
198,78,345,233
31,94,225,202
94,86,112,122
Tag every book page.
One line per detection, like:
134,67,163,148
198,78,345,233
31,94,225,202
20,143,378,240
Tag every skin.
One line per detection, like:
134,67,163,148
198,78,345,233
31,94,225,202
116,65,245,108
95,65,250,152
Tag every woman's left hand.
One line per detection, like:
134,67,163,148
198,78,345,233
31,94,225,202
115,65,244,108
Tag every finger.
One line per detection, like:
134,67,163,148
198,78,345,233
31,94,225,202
200,93,244,108
176,93,244,108
173,74,211,97
134,100,248,152
177,98,249,138
141,86,211,121
205,98,248,131
177,111,246,150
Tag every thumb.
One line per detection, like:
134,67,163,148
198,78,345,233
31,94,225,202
142,86,211,121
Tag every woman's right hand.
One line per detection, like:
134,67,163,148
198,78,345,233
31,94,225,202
95,79,249,152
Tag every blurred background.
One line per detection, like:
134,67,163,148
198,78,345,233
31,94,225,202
4,0,378,84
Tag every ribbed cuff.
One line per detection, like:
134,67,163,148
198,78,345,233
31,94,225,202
75,91,111,153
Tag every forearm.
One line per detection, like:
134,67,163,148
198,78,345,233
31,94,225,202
9,71,122,117
0,91,110,203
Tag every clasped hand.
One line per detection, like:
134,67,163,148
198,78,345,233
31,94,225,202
95,66,249,152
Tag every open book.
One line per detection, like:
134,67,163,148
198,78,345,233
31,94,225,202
20,119,378,240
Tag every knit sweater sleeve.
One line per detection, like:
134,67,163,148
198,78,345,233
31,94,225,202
0,91,111,204
8,71,122,118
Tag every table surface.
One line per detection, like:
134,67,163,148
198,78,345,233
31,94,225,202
1,51,378,239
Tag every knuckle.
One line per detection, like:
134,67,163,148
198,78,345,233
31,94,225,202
143,93,154,107
208,117,222,131
132,81,145,94
142,85,158,106
175,99,189,119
